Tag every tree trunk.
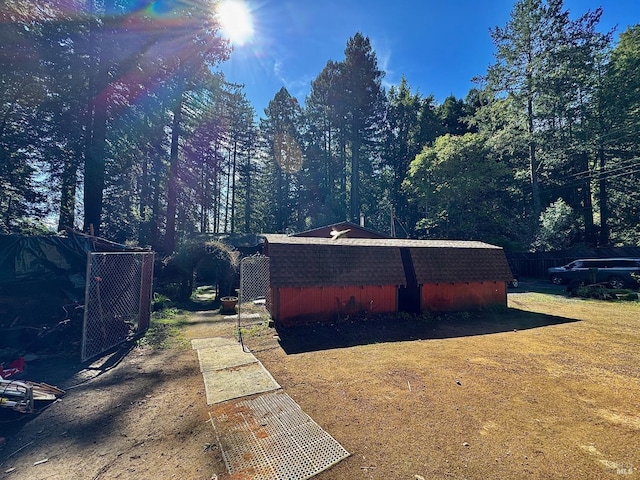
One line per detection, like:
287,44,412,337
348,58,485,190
598,145,609,246
138,156,150,245
82,0,114,237
276,167,284,232
150,152,162,250
224,148,231,232
244,144,252,232
527,96,541,221
230,140,237,233
165,92,183,253
84,93,107,236
582,180,596,246
340,137,347,219
58,160,77,232
350,137,360,222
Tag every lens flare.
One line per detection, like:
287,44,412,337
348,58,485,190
218,0,254,46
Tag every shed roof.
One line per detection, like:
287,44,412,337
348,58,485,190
264,235,499,249
264,235,406,287
292,221,389,239
264,235,513,287
410,247,513,283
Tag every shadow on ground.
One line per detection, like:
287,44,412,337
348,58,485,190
275,308,579,355
0,339,140,439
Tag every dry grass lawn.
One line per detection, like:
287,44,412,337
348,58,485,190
242,292,640,479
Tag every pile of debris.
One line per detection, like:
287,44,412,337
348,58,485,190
0,357,65,414
0,379,64,414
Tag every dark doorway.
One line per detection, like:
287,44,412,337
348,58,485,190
398,248,420,313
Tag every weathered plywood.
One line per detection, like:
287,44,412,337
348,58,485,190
273,285,397,326
202,362,280,405
421,281,507,311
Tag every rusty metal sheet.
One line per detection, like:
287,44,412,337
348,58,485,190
210,390,349,480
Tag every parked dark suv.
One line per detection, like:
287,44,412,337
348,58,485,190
548,258,640,289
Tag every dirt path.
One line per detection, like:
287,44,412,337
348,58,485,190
0,310,233,480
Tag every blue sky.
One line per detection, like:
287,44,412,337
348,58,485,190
218,0,640,117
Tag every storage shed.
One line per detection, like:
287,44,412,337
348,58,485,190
264,235,514,326
409,241,514,312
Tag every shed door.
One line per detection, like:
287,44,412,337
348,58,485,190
398,247,420,313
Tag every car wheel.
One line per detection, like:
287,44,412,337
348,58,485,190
609,275,625,289
510,278,519,288
550,274,564,285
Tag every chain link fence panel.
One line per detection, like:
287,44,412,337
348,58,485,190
239,254,270,304
81,252,154,362
238,255,270,347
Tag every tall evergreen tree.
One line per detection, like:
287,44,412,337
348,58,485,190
484,0,611,247
259,88,304,232
382,78,438,234
486,0,569,222
602,24,640,245
437,96,474,136
303,60,347,225
159,2,230,252
339,33,386,222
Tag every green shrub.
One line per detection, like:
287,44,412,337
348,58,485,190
161,240,239,301
572,285,637,301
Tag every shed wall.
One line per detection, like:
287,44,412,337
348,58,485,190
421,281,507,312
271,285,397,326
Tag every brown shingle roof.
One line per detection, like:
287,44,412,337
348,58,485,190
410,247,513,283
292,221,389,239
264,235,513,287
264,235,498,249
265,235,406,287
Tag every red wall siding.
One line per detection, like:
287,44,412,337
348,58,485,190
271,285,397,326
421,281,507,312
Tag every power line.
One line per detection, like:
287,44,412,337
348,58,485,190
542,162,640,193
553,157,640,182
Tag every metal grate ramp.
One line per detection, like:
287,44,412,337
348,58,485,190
210,390,350,479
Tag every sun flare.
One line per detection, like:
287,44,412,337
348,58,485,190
218,0,254,46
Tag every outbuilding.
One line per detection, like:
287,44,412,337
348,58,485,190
263,234,514,326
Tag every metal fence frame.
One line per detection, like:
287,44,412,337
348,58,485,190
81,251,154,362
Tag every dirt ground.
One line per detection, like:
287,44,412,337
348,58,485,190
244,290,640,480
0,307,234,480
1,287,639,479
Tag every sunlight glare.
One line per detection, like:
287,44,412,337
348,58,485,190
218,0,254,46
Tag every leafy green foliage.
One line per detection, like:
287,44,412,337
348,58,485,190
572,285,638,301
405,133,517,245
161,239,239,301
536,198,584,250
